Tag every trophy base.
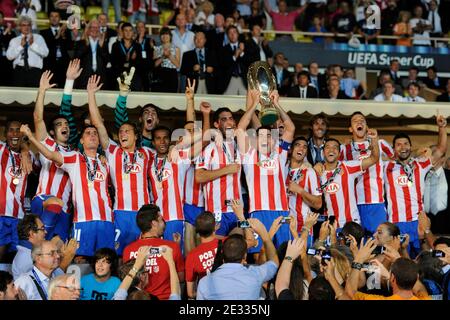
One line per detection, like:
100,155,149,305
260,109,279,126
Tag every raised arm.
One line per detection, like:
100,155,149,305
34,71,57,141
248,218,279,267
270,90,295,143
361,128,380,171
275,238,304,298
20,124,63,166
115,246,149,299
160,246,181,299
432,114,448,163
87,75,109,151
114,68,135,129
236,89,260,154
185,78,196,123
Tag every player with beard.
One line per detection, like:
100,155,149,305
236,89,295,253
318,130,380,229
287,136,322,234
0,120,38,262
384,114,447,257
339,112,395,235
307,114,329,165
87,74,153,256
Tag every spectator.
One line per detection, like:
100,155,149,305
153,27,181,93
15,0,41,32
333,64,366,98
14,240,64,300
424,66,446,90
80,248,121,300
424,146,450,235
73,19,109,89
436,79,450,102
246,0,266,30
357,9,380,45
185,212,220,299
401,66,424,89
373,80,404,101
186,7,202,33
427,0,443,38
288,71,318,98
195,1,215,29
381,0,399,44
415,251,444,299
221,25,247,95
244,24,273,66
6,15,49,87
236,0,251,19
308,276,335,300
12,214,47,280
393,11,413,47
108,20,124,54
180,31,217,94
102,0,121,23
369,70,404,98
271,52,291,96
122,204,185,300
389,59,402,86
308,61,326,96
410,5,432,46
111,22,143,91
40,11,70,88
0,271,24,300
0,11,15,86
263,0,308,40
136,20,155,92
331,1,357,43
301,0,327,29
48,274,81,300
306,113,329,165
126,0,151,25
308,16,327,44
206,13,227,51
197,219,279,300
320,77,351,99
404,83,426,102
172,13,195,66
98,13,118,47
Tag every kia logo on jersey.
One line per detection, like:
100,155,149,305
259,159,277,170
161,168,172,181
7,167,22,178
396,175,409,187
89,171,106,182
125,163,142,173
325,182,340,194
358,154,370,160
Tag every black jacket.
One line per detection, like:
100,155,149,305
218,43,247,94
320,90,351,99
74,38,110,89
180,47,218,94
288,85,318,98
243,37,273,67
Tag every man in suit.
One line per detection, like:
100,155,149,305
180,31,217,94
288,71,318,98
221,25,247,95
74,19,109,89
40,11,70,88
389,59,402,86
320,77,351,99
436,79,450,102
271,52,291,96
424,66,446,90
308,61,327,96
206,14,227,52
244,24,273,67
97,13,117,47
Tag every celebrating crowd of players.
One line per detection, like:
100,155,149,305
0,58,449,300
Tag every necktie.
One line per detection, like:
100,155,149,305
198,49,205,71
23,40,29,70
431,12,435,32
314,146,322,164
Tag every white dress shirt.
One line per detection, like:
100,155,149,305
15,266,64,300
252,36,266,62
427,10,442,33
89,36,99,72
403,96,426,102
409,18,432,46
373,93,404,102
12,245,33,280
6,33,49,69
298,86,308,98
424,167,448,215
171,29,195,67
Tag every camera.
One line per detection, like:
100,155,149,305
317,215,328,222
372,245,385,255
281,216,291,224
307,248,318,255
238,220,250,228
224,199,232,206
337,232,351,246
149,247,160,255
328,216,336,225
431,250,445,258
362,263,378,273
321,249,332,266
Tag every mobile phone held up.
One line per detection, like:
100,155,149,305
238,220,251,229
321,249,332,266
431,250,445,258
372,245,385,255
281,216,291,224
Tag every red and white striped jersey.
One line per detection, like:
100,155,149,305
58,151,113,223
196,142,242,214
340,139,394,205
286,167,322,230
106,144,153,212
184,158,204,207
384,158,432,223
320,161,363,228
36,136,72,212
149,152,191,221
0,142,36,219
241,146,289,213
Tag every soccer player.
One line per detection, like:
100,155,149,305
21,96,115,259
384,114,447,257
0,120,37,261
318,129,380,229
87,74,153,256
339,112,395,235
287,136,322,233
236,89,295,252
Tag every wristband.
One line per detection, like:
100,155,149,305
301,227,309,234
126,272,136,279
351,262,363,270
64,79,74,95
131,267,139,273
284,256,294,263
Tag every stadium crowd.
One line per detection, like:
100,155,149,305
0,0,449,101
0,0,450,302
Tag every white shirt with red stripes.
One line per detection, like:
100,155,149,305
241,145,289,213
319,161,363,228
340,139,394,205
149,151,191,221
287,166,322,230
0,142,36,219
105,144,153,212
36,136,72,212
384,157,432,223
196,141,242,214
184,157,204,207
58,151,113,223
